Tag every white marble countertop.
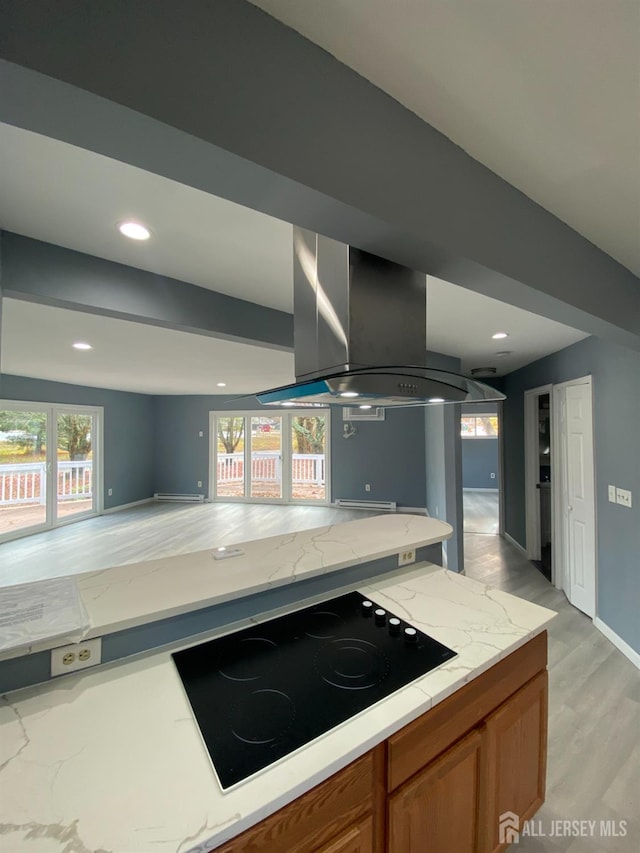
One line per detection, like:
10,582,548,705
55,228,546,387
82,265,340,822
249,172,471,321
0,562,556,853
1,514,452,664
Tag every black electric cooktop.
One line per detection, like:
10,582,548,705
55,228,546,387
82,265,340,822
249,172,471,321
172,591,456,789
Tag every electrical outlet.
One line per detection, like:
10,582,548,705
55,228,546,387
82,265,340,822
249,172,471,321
616,488,632,508
199,430,204,438
365,484,371,492
51,638,102,677
197,480,203,488
490,472,496,479
107,488,113,496
608,485,616,503
398,549,416,567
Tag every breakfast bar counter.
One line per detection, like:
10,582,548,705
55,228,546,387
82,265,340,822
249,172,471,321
0,519,555,853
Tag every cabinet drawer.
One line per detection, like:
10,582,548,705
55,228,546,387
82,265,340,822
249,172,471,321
317,816,374,853
214,749,379,853
387,632,547,791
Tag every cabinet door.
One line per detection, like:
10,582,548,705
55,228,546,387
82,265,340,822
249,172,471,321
388,730,483,853
481,670,548,853
317,816,373,853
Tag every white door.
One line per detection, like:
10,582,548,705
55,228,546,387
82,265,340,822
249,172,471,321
555,378,596,616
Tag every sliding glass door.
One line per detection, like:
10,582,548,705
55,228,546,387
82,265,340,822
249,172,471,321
0,407,49,538
0,402,101,542
211,410,329,504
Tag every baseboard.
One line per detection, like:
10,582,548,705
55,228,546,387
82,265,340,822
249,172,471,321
594,618,640,670
463,487,499,493
503,531,527,555
102,497,154,515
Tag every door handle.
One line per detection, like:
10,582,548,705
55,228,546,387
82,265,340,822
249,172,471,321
568,505,573,512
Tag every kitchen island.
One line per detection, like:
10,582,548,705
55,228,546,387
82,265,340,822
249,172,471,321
0,517,555,852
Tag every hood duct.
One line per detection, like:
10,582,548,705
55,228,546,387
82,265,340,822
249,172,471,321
256,228,505,408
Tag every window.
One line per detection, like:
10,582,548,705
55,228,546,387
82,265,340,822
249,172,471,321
211,410,330,504
0,401,102,541
461,414,499,438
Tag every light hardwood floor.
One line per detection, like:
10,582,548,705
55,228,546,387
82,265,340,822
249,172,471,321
0,501,380,585
1,504,638,850
463,488,499,534
464,533,639,852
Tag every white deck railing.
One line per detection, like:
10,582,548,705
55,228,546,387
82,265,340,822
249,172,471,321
217,452,325,485
0,461,93,506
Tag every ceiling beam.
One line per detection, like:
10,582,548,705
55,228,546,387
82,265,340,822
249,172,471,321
0,232,293,351
0,0,638,350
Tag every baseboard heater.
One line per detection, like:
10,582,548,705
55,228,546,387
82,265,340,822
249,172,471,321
335,499,397,511
154,493,205,503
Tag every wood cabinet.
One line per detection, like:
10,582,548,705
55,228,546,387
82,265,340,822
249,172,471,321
481,670,548,853
388,730,483,853
213,633,548,853
317,817,374,853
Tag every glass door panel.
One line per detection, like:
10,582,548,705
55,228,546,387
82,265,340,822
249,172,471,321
0,409,49,537
290,414,327,501
250,416,282,499
55,411,95,521
216,416,246,498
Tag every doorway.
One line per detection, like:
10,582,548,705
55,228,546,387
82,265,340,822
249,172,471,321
210,409,330,504
524,386,553,580
0,401,102,542
461,408,501,535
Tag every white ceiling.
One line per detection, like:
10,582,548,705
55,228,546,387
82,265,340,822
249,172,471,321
0,121,589,392
1,299,295,395
0,123,293,313
251,0,640,277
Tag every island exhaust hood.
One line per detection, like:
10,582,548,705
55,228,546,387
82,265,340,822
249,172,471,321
256,228,505,408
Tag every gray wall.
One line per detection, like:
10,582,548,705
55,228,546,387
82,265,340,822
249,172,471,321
152,395,259,497
153,395,428,507
462,439,499,489
0,374,155,509
501,336,640,654
331,407,426,508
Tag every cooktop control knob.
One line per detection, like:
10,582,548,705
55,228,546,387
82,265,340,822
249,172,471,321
404,627,418,645
374,608,387,626
389,617,401,635
361,600,373,617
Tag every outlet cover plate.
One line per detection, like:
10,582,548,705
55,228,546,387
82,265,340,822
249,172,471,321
616,488,632,508
51,638,102,677
608,485,616,503
398,549,416,567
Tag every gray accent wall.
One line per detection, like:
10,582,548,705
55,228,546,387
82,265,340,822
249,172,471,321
330,407,426,508
501,336,640,654
424,352,464,573
1,231,292,351
153,395,429,507
462,439,499,489
153,395,259,497
0,374,155,509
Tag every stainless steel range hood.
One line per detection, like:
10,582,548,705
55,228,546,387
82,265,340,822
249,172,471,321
256,228,505,408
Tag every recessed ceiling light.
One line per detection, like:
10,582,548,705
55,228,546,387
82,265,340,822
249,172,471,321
359,405,373,410
281,402,296,406
117,220,151,241
428,397,445,403
72,342,93,350
216,382,227,387
492,332,509,339
339,392,359,398
495,351,512,358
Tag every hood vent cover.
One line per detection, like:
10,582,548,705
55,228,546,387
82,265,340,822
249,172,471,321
256,228,505,408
